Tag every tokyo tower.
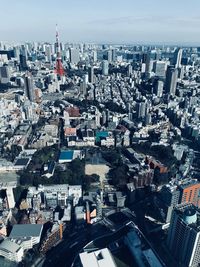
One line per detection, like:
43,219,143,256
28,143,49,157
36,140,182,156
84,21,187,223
55,24,65,77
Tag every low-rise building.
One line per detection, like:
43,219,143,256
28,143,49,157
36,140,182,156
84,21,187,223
9,224,43,250
0,239,24,262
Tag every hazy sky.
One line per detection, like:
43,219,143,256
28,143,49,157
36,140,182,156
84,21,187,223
1,0,200,44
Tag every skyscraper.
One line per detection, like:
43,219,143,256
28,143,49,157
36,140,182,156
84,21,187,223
88,66,94,84
136,100,147,119
24,73,35,102
167,203,200,267
19,45,28,71
165,65,178,96
45,45,52,63
173,48,182,68
153,61,166,77
102,60,109,76
0,66,10,84
69,48,80,64
155,80,164,98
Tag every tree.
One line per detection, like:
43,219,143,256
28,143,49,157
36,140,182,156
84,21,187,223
102,149,122,166
108,164,129,186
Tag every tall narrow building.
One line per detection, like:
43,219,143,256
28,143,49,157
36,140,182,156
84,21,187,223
102,60,109,76
167,203,200,267
165,65,178,96
173,48,182,68
24,73,35,102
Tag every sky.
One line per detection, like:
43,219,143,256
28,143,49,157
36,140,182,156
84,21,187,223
1,0,200,44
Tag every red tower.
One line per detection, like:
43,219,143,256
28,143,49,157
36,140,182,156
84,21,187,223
55,25,65,77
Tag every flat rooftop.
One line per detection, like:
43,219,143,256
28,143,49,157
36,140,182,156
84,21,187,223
9,224,43,238
59,150,74,160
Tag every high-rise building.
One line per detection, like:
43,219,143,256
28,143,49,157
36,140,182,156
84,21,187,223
19,45,28,71
0,66,10,84
24,73,35,102
136,101,147,119
145,52,154,73
102,60,109,76
127,64,133,76
155,80,164,97
80,81,87,95
93,51,97,62
69,48,80,64
19,55,28,71
107,50,112,62
23,101,33,121
167,203,200,267
178,179,200,207
45,45,52,62
173,48,182,68
88,66,94,84
165,65,178,96
159,184,180,222
153,61,166,77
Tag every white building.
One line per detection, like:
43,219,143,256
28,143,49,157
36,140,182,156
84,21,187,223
9,224,43,250
79,248,117,267
0,239,24,262
68,185,82,206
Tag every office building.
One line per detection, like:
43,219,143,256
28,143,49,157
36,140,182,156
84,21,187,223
165,65,178,96
80,80,87,95
159,184,180,222
173,48,182,68
155,80,164,97
127,64,133,76
136,101,147,119
153,61,166,77
88,66,94,84
167,203,200,267
19,45,28,71
9,224,43,250
93,50,97,62
69,48,80,64
79,248,117,267
125,229,163,267
102,60,109,75
178,179,200,207
0,66,10,84
45,45,52,62
0,239,24,262
24,73,35,102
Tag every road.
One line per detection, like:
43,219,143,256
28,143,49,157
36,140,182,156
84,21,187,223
42,229,90,267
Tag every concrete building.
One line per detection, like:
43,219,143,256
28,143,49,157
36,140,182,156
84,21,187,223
178,179,200,208
173,48,182,68
167,203,200,267
153,61,166,77
9,224,43,250
125,229,163,267
79,248,117,267
102,60,109,76
24,73,35,102
69,48,79,64
166,65,178,96
0,66,10,84
75,206,85,221
0,239,24,262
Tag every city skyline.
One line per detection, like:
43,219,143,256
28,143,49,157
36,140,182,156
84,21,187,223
1,0,200,44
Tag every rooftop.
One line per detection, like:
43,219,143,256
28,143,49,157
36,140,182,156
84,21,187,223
0,239,22,254
9,224,43,239
59,150,74,160
80,248,117,267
